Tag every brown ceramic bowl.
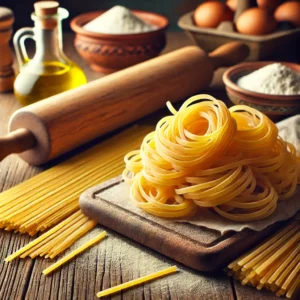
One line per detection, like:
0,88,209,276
223,62,300,119
70,10,169,73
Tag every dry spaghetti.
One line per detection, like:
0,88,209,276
97,265,177,298
43,231,107,275
0,125,151,236
123,95,300,221
5,210,97,261
229,105,278,155
226,216,300,298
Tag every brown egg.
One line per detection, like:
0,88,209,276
274,1,300,26
236,8,277,35
194,1,234,28
257,0,281,11
226,0,237,11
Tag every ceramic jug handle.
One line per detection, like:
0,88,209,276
13,27,35,68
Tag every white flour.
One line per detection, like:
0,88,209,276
84,5,157,34
237,63,300,95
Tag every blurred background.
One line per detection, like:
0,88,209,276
1,0,212,31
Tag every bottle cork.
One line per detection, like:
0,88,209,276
34,1,59,29
0,7,14,93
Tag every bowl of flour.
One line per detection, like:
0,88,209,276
70,6,169,73
223,62,300,119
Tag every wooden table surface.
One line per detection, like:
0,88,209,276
0,32,280,300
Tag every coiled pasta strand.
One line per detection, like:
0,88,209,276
123,95,299,221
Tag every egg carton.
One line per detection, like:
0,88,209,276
178,11,300,61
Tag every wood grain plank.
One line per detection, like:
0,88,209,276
0,158,39,300
0,234,33,300
25,227,235,300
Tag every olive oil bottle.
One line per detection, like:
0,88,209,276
13,2,86,106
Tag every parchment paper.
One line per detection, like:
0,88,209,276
277,115,300,154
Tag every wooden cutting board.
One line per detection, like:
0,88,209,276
79,176,284,272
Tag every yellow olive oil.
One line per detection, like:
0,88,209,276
14,61,87,106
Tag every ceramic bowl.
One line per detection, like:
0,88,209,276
223,62,300,119
70,10,169,73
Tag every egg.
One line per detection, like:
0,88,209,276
257,0,281,11
236,8,277,35
194,1,234,28
274,1,300,27
226,0,237,11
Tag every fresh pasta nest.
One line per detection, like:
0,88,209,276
123,95,300,221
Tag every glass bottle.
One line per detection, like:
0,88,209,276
13,1,86,106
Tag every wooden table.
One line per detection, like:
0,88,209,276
0,32,279,300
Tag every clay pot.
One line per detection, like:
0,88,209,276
223,61,300,120
70,10,169,74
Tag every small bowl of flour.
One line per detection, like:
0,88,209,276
82,6,158,35
223,62,300,119
70,6,169,73
237,63,300,96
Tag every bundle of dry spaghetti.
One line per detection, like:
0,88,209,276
5,210,97,261
123,95,300,221
226,215,300,298
0,125,151,236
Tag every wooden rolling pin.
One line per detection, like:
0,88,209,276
0,42,249,165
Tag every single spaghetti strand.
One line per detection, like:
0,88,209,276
96,266,177,298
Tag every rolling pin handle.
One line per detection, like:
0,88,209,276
209,42,250,69
0,128,36,161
